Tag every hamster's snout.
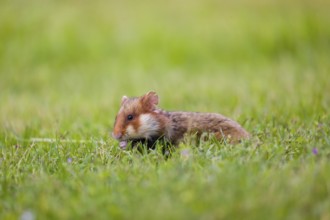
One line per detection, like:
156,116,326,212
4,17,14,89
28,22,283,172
112,132,122,140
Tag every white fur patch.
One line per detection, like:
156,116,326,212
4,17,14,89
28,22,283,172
124,114,160,140
138,114,160,139
126,125,137,138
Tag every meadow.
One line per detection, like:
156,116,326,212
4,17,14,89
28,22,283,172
1,0,330,219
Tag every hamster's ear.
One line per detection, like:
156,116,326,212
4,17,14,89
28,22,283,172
141,91,159,110
121,95,128,105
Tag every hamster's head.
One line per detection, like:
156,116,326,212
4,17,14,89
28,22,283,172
112,91,161,149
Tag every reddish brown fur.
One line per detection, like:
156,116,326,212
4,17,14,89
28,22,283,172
113,91,250,146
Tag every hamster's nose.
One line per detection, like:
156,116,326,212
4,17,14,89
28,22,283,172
112,132,122,140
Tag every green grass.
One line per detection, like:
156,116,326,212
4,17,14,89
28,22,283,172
1,0,330,219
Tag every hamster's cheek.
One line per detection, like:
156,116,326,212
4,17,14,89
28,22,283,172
126,125,138,138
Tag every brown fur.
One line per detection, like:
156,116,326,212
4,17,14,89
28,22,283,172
113,92,250,146
166,111,249,144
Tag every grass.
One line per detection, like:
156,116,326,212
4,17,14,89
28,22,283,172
1,0,330,219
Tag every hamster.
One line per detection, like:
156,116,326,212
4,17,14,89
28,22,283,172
112,91,250,149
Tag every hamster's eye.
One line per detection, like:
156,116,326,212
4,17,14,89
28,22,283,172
127,115,133,121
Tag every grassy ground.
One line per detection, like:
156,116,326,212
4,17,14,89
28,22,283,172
1,0,330,219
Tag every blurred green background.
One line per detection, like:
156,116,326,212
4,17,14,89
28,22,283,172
1,0,329,137
1,0,330,219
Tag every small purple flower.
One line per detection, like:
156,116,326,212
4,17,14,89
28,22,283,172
181,149,189,156
119,141,127,149
20,210,35,220
67,157,73,163
181,149,191,160
312,148,318,155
